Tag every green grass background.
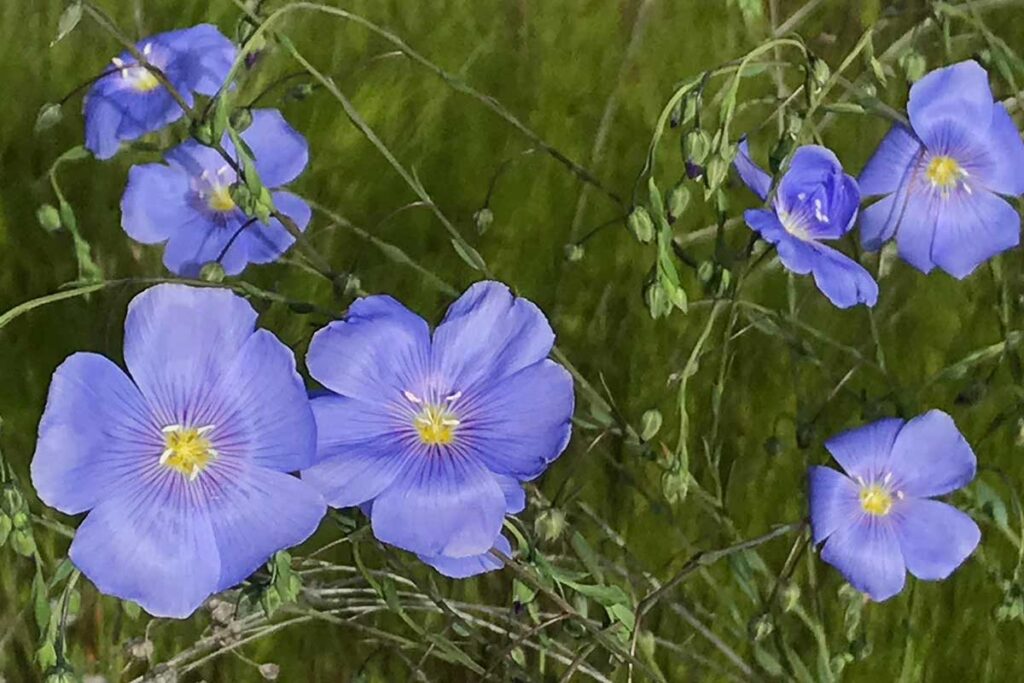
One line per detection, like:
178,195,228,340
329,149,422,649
3,0,1024,680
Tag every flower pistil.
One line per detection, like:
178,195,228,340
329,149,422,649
160,424,217,480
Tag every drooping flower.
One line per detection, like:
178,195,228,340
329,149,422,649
859,60,1024,278
121,109,311,276
85,25,236,160
301,281,574,577
808,410,981,602
735,141,878,308
31,284,325,618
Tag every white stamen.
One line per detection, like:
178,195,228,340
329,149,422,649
441,418,460,427
797,192,807,201
159,448,173,465
197,425,216,436
882,472,893,485
896,490,905,500
207,448,220,460
403,390,422,403
445,391,463,402
162,424,182,433
855,475,866,487
111,57,124,68
813,198,829,223
414,416,431,426
189,464,202,481
142,43,153,56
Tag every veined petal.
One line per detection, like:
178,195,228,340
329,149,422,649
419,533,510,579
892,498,980,581
734,137,772,201
302,395,408,508
858,194,901,252
239,110,310,188
205,329,317,472
123,284,258,426
83,93,125,160
806,242,878,309
204,466,325,591
886,410,976,498
306,295,430,402
825,417,904,482
975,104,1024,196
121,162,196,244
909,60,995,148
432,281,555,389
460,360,574,480
930,189,1019,280
820,515,906,601
808,466,860,544
161,213,250,277
159,24,236,97
69,476,220,618
240,191,310,265
31,353,160,515
743,208,788,244
370,453,506,557
858,125,923,198
894,189,941,274
494,473,526,514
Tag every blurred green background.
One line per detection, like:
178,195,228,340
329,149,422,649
4,0,1024,680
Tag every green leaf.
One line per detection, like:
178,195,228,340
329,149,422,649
450,239,487,271
33,570,50,633
52,2,83,46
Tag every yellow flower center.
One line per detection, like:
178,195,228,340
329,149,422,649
207,186,237,212
160,425,217,480
415,405,459,446
926,155,966,189
859,484,893,516
130,68,161,92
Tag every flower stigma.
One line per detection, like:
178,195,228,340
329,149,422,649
925,155,968,193
405,390,462,446
160,424,218,480
856,473,901,516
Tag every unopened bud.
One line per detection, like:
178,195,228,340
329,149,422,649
627,207,655,243
681,129,711,166
37,204,62,232
534,508,566,543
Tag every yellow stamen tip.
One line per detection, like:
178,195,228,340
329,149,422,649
926,155,964,189
208,186,236,212
162,425,216,480
415,405,457,446
859,484,893,516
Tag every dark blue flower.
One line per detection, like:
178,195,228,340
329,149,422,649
736,142,878,308
301,281,574,577
85,25,236,160
859,60,1024,278
808,410,980,602
121,109,311,276
31,284,325,618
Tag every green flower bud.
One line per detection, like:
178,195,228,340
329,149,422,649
200,262,226,283
682,129,711,166
749,613,774,642
11,527,36,557
810,56,831,89
644,281,671,320
0,513,11,547
640,409,663,441
1,483,24,517
666,184,690,223
37,204,62,232
627,206,656,243
34,103,63,134
900,52,927,83
230,107,254,132
473,207,494,234
705,156,729,192
661,468,689,504
563,243,585,262
781,581,801,612
534,507,566,543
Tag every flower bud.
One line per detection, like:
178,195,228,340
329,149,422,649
473,207,494,234
11,527,36,557
749,613,774,642
200,262,226,283
640,409,663,441
666,184,690,224
37,204,62,232
681,129,711,166
627,207,655,244
810,56,831,88
534,507,566,543
259,663,281,681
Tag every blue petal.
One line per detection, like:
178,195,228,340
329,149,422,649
495,474,526,514
908,60,994,148
773,232,816,275
892,498,980,581
975,104,1024,196
161,213,250,277
806,242,879,309
779,146,860,239
121,162,196,244
158,24,236,97
857,125,923,198
370,453,506,557
206,467,325,591
83,93,125,160
69,477,220,618
206,329,317,472
419,533,510,579
825,417,904,482
858,194,901,252
894,190,941,274
743,209,788,243
432,281,555,389
239,110,309,188
886,410,976,498
734,137,772,200
31,353,160,515
820,516,906,601
306,295,431,403
930,189,1019,279
240,191,310,265
808,466,860,544
123,284,258,426
302,395,407,508
460,359,574,480
778,146,843,198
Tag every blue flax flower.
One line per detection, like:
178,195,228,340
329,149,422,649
85,25,236,159
121,109,311,276
859,60,1024,278
301,281,574,577
808,410,980,601
735,142,878,308
31,284,325,618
